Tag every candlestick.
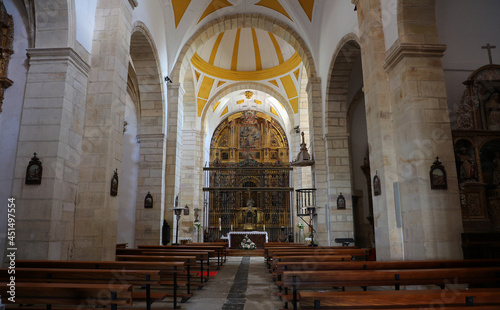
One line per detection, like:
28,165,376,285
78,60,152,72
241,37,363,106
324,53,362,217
231,224,233,231
263,224,266,230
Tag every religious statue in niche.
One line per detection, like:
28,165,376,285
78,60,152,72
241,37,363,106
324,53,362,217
240,125,260,149
243,196,257,230
455,143,477,183
485,92,500,131
144,191,153,208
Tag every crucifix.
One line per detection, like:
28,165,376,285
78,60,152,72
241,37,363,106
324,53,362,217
482,43,496,65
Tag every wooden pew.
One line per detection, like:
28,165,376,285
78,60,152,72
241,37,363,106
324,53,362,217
139,251,212,283
14,260,186,309
115,254,203,290
137,244,226,267
281,267,500,310
0,282,132,310
298,288,500,309
274,258,500,276
1,268,159,310
117,248,214,276
267,248,370,268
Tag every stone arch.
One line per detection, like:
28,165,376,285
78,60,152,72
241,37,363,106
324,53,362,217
325,34,361,135
201,81,295,129
32,0,74,48
170,14,317,88
129,21,166,246
130,21,165,134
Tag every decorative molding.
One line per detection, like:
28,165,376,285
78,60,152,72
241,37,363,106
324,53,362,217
27,47,91,76
383,42,447,72
136,133,165,143
129,0,139,9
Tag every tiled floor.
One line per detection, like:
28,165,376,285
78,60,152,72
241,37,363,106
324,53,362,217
178,256,283,310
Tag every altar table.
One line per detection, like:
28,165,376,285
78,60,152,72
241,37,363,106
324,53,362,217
228,231,268,249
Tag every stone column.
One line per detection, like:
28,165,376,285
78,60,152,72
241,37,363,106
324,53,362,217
135,133,166,245
12,47,90,260
324,133,354,243
164,83,184,244
382,0,462,260
75,0,134,260
307,77,329,245
354,0,403,260
179,129,204,242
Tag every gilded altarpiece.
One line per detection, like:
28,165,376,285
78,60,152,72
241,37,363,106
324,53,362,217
203,111,293,243
453,65,500,237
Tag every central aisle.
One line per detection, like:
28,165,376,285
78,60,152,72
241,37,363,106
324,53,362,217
181,256,283,310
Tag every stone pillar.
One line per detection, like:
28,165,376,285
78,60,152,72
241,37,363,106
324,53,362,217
75,0,134,260
12,47,90,260
307,77,329,245
164,83,184,244
355,0,462,260
135,133,166,245
324,133,354,243
383,0,462,260
180,129,204,242
355,0,403,260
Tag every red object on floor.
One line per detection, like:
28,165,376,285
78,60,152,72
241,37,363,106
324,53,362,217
197,271,217,277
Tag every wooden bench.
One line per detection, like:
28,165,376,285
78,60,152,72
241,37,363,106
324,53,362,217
137,244,226,267
118,248,213,277
1,268,159,310
14,260,187,309
0,282,132,310
297,288,500,309
274,258,500,278
281,267,500,309
136,251,212,283
267,248,370,268
115,254,203,289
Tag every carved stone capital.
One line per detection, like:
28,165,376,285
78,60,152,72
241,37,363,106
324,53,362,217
383,41,447,72
27,47,91,76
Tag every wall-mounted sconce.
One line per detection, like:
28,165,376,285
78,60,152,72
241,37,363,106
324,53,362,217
144,191,153,208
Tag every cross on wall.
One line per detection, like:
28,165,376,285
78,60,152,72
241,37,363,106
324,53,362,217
482,43,496,64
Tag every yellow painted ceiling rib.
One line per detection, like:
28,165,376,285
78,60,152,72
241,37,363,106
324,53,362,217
213,101,221,112
191,52,301,81
172,0,192,28
293,68,300,80
195,70,201,82
231,28,241,71
269,33,284,64
217,80,226,88
198,76,215,99
298,0,314,22
251,28,262,70
255,0,292,21
209,33,224,65
280,75,298,99
197,98,207,117
198,0,233,24
221,106,229,117
289,98,298,114
269,80,279,87
270,106,279,116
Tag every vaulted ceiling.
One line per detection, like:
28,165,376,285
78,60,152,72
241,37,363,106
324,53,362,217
162,0,322,133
